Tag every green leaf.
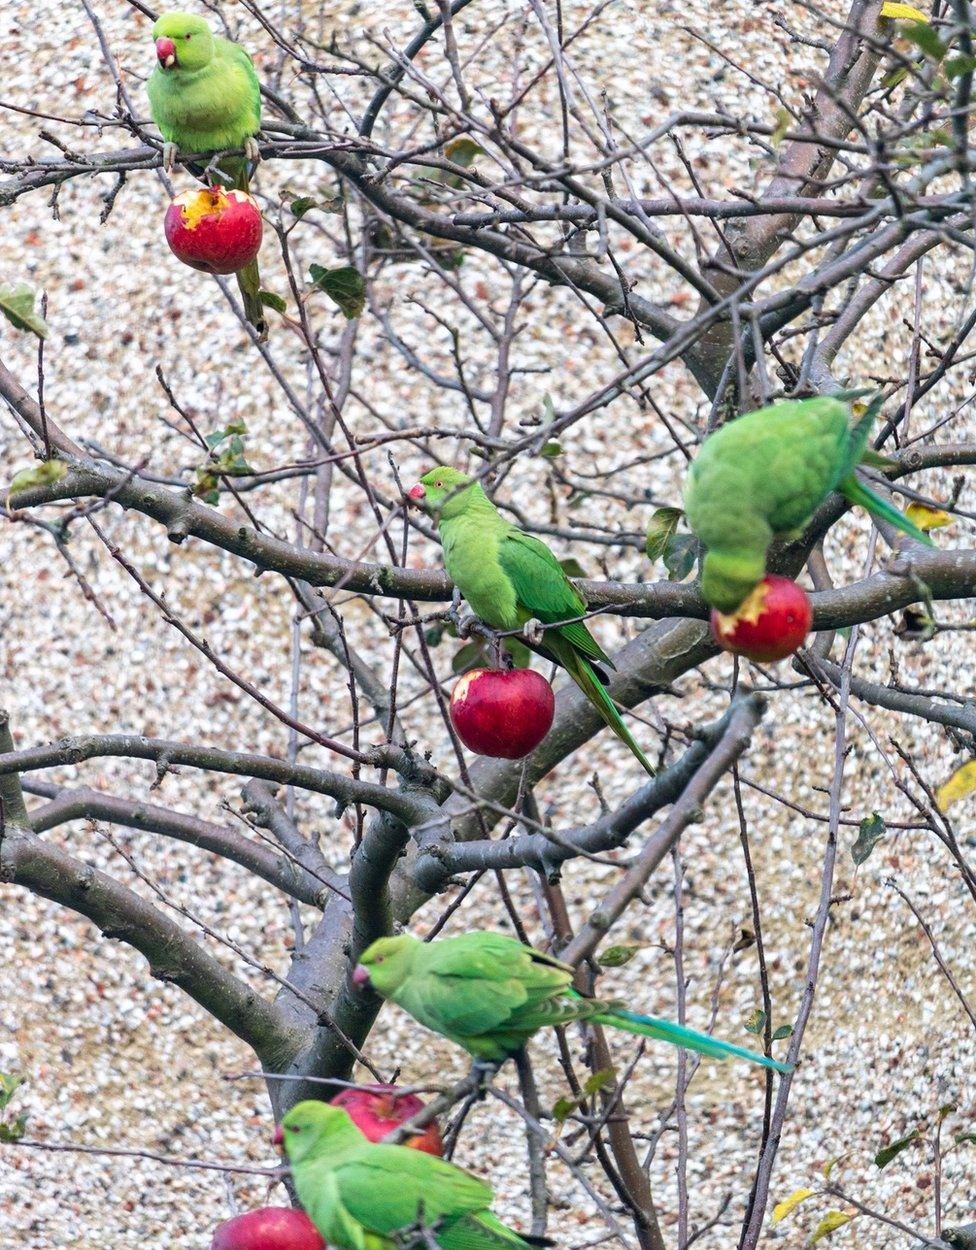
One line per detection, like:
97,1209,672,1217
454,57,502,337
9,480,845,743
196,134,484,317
540,441,563,458
851,812,886,866
552,1096,577,1124
954,1131,976,1146
0,1116,26,1143
900,22,946,59
645,506,681,563
599,944,641,968
880,65,910,89
444,137,486,168
259,290,287,313
772,1024,793,1041
664,533,698,582
290,196,317,218
0,1074,23,1114
8,459,68,497
770,106,791,148
582,1067,616,1097
939,1102,958,1122
432,248,465,271
808,1211,854,1244
0,282,49,338
744,1008,767,1036
946,54,976,79
309,264,366,319
204,430,227,449
559,557,587,579
875,1128,920,1169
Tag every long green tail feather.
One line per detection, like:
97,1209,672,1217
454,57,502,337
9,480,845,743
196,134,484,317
840,473,933,547
547,635,655,776
235,257,267,338
597,1007,792,1074
228,155,268,339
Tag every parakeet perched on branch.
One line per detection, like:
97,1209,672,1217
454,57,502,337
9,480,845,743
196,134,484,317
278,1101,544,1250
408,466,654,775
147,11,266,335
683,395,932,613
354,931,791,1073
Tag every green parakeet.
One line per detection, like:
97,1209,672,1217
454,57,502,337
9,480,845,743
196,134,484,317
147,11,266,335
279,1100,541,1250
354,931,791,1073
408,467,654,775
683,395,932,613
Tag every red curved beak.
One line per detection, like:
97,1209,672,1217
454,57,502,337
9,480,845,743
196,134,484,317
156,37,177,68
407,483,426,501
272,1124,284,1147
352,964,370,987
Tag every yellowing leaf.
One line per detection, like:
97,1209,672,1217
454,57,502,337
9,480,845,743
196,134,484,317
8,459,68,500
936,760,976,813
809,1212,854,1244
880,2,929,20
905,501,952,531
822,1153,849,1179
772,1189,815,1223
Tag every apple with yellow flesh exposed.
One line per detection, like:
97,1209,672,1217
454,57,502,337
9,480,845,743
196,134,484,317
164,186,262,275
710,575,811,662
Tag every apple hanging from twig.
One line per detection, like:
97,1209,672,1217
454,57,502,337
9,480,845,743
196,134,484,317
165,186,262,275
449,667,555,758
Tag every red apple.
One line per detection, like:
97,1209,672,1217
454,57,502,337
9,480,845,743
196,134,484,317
331,1085,443,1155
449,667,555,758
211,1208,324,1250
710,575,812,662
164,186,262,275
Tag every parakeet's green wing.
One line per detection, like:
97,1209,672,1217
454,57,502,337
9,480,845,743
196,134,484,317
294,1160,376,1250
425,931,571,976
497,531,610,665
214,36,262,136
335,1150,493,1234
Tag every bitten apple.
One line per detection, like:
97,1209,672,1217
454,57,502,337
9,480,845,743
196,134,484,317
449,667,554,758
710,575,811,662
330,1084,443,1155
164,186,262,275
211,1208,325,1250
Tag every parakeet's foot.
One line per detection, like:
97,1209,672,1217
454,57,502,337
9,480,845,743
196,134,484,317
522,617,545,645
244,135,262,165
454,609,479,638
470,1059,502,1099
162,141,179,173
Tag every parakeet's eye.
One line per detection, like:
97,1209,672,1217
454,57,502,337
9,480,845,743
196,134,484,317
434,480,443,488
287,1124,301,1132
185,33,192,39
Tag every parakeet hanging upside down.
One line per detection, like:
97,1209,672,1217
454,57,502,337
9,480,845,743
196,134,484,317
147,11,266,335
354,931,791,1073
408,466,654,775
683,395,932,613
278,1101,544,1250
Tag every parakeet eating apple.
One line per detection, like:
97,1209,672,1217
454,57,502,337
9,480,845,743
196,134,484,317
683,395,932,613
278,1100,543,1250
147,11,266,335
